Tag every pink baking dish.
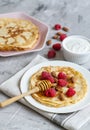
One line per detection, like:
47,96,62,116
0,12,49,57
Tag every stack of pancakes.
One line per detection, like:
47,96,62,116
29,66,87,108
0,18,39,51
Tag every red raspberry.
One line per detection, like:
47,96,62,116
66,88,76,97
58,72,67,79
45,88,56,97
52,43,61,51
47,50,56,58
58,79,67,87
41,71,55,83
54,24,61,30
47,76,55,83
41,71,50,79
60,34,67,41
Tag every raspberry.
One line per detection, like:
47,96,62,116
58,72,67,79
58,79,67,87
66,88,76,97
41,71,55,83
41,71,50,79
52,43,61,51
60,34,67,41
54,24,61,30
47,50,56,58
47,76,55,83
45,88,56,97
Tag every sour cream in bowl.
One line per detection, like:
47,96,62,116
62,35,90,64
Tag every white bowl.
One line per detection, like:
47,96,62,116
62,35,90,64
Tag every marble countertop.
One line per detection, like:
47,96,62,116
0,0,90,130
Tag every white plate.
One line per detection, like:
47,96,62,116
20,61,90,113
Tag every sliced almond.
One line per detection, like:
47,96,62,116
59,93,66,101
62,27,69,32
51,71,57,78
46,40,52,45
52,35,58,39
56,32,63,36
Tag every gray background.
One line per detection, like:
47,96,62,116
0,0,90,130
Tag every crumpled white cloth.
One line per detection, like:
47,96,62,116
0,54,90,130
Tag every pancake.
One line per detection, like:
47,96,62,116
0,18,39,51
29,66,87,108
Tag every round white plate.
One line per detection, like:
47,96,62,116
20,61,90,113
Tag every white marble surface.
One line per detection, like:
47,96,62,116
0,0,90,130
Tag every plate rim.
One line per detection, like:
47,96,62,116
20,60,90,113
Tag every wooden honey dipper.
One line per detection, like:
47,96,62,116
0,80,54,108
